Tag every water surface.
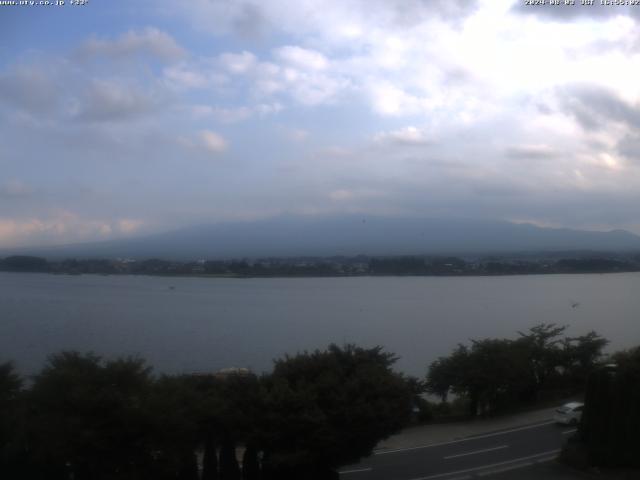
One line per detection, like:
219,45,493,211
1,272,639,376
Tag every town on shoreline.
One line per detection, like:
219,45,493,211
1,252,640,277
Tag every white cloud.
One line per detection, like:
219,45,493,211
281,127,309,142
275,45,329,70
255,102,283,115
163,64,211,89
0,212,146,248
504,144,560,160
189,102,282,122
374,126,432,145
219,51,257,74
200,130,228,154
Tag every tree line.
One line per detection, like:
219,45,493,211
0,325,627,478
0,345,413,480
3,254,640,277
425,324,609,417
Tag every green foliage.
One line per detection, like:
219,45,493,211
260,344,412,473
1,344,414,479
427,324,609,416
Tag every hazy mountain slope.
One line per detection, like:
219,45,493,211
5,215,640,259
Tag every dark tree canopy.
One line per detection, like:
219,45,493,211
427,324,609,416
260,344,412,475
0,345,416,480
580,346,640,468
26,352,156,480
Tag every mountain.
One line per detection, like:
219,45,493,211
4,215,640,260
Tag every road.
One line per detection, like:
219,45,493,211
339,421,576,480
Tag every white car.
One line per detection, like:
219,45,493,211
554,402,584,425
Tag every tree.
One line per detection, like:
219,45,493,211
27,352,155,480
259,344,412,479
427,340,530,416
146,374,205,480
579,346,640,467
0,255,48,272
426,324,605,417
561,331,608,387
0,362,24,477
426,345,472,403
516,323,568,399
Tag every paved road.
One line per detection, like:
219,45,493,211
339,421,576,480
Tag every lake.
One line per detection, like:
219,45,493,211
1,272,639,377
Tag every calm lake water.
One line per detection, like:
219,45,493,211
1,272,639,377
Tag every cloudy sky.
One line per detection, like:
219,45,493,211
2,0,640,247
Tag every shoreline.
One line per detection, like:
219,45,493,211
2,269,640,279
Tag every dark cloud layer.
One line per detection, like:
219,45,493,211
559,84,640,131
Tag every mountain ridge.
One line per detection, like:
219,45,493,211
3,215,640,260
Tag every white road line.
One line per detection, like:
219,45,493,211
375,420,555,456
535,455,559,463
443,445,508,460
562,429,577,435
340,467,373,475
477,461,533,476
406,449,561,480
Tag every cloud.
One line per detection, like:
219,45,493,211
200,130,228,154
373,126,432,145
189,102,283,123
169,0,481,38
275,46,329,70
504,144,560,160
282,127,309,142
558,84,640,131
0,65,59,114
219,51,258,74
4,0,640,247
74,79,162,122
617,134,640,164
216,47,348,106
368,82,443,116
0,181,33,198
0,212,146,248
77,27,186,62
163,64,213,89
232,2,268,38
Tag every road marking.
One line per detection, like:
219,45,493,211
444,445,508,460
340,467,373,475
562,429,577,435
535,455,559,463
375,420,555,456
405,449,561,480
477,461,533,476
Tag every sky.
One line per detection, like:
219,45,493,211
1,0,640,248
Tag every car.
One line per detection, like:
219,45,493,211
554,402,584,425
